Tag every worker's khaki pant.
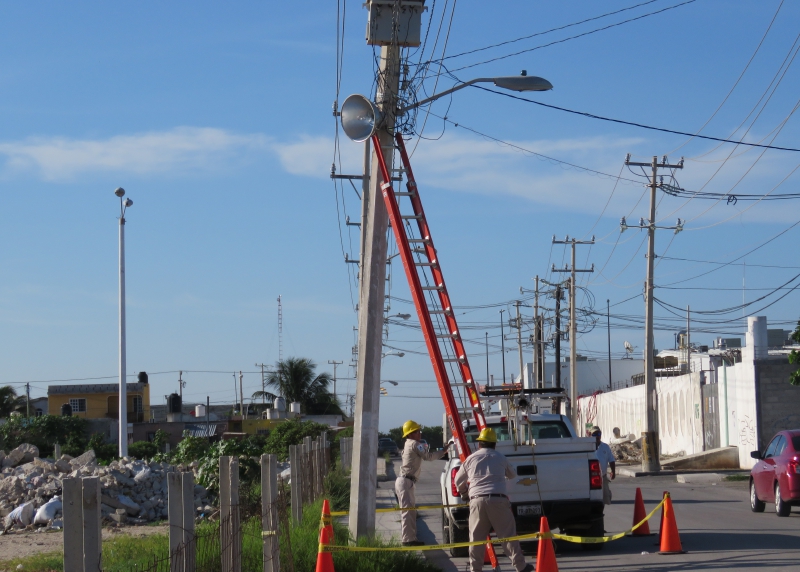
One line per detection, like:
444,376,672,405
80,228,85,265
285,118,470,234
603,475,612,505
395,477,416,543
468,496,526,572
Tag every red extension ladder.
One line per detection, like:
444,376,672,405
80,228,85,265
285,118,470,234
372,133,498,566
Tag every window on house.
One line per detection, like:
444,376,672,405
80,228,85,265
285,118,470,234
35,409,44,417
132,396,143,413
69,398,87,413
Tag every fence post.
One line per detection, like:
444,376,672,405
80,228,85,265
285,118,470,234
220,456,231,572
182,472,196,572
54,443,62,459
303,436,312,504
168,472,184,572
289,445,302,523
82,477,101,572
63,478,82,572
316,437,323,497
261,454,279,572
230,457,241,572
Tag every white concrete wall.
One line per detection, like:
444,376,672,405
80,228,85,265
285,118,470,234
719,360,758,469
576,372,703,456
521,359,644,394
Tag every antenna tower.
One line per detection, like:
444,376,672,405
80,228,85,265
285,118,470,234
277,295,283,362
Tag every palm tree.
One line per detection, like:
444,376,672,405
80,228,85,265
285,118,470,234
262,357,343,415
0,386,26,418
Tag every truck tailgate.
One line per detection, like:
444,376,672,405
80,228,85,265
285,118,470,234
501,438,597,501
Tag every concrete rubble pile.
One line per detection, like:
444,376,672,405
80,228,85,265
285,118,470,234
0,444,213,531
610,434,643,463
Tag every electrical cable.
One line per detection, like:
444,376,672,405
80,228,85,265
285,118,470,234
445,0,699,74
472,85,800,153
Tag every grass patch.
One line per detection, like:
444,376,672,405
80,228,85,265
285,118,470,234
291,499,439,572
0,499,437,572
724,474,750,482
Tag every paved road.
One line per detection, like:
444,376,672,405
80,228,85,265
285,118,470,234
381,459,800,572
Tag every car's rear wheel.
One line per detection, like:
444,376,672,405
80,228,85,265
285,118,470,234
775,482,791,517
750,480,765,512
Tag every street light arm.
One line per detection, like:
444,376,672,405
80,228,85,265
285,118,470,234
398,74,553,114
399,78,494,114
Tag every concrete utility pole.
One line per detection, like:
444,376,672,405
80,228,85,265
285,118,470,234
328,360,343,402
255,363,268,404
514,301,524,385
26,382,30,419
239,371,246,420
499,309,507,384
552,236,594,427
624,154,684,473
554,285,562,394
533,276,542,389
349,2,411,539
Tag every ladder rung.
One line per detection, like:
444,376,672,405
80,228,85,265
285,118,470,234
443,358,465,363
422,286,444,291
415,262,438,267
408,239,430,243
430,309,452,314
436,333,456,338
401,215,423,220
395,192,416,197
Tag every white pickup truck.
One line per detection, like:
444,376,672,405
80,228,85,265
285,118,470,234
439,411,605,556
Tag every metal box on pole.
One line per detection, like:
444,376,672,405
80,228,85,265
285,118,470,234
365,0,426,47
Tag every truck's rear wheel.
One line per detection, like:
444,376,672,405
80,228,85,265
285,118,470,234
449,518,470,558
579,518,605,551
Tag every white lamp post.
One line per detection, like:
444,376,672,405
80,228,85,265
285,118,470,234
115,187,133,457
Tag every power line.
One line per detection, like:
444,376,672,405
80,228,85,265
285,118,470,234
473,85,800,153
436,0,662,63
445,0,699,74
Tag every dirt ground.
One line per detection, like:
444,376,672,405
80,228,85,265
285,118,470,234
0,523,169,562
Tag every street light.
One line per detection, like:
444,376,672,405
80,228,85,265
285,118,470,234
383,380,400,386
381,351,405,358
340,71,553,142
115,187,133,458
385,313,412,321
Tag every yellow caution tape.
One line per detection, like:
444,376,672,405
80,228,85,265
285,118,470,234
319,497,666,552
261,530,277,537
329,503,469,517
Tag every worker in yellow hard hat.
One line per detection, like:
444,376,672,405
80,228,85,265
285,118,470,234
454,427,533,572
396,419,449,546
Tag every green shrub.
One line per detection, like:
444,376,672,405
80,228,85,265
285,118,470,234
0,415,88,458
88,433,118,464
323,463,351,512
263,419,331,462
128,440,158,460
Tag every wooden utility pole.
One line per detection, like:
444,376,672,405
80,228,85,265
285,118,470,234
624,154,683,473
552,236,594,427
328,360,343,402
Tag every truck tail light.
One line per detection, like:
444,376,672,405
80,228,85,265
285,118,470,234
589,459,603,490
450,467,461,497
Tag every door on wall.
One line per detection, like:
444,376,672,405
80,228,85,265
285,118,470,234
701,383,720,450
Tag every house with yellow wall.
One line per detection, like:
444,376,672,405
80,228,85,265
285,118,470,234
47,382,151,422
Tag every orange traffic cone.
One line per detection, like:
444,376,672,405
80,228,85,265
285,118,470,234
630,487,653,536
658,494,685,555
315,500,336,572
535,517,558,572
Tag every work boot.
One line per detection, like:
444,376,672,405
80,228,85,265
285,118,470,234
519,565,534,572
402,540,425,547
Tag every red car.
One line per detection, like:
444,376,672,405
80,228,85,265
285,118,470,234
750,430,800,516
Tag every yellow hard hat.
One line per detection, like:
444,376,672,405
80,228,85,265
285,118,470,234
476,427,497,443
402,420,422,438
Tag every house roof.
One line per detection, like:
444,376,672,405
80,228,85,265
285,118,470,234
48,382,147,395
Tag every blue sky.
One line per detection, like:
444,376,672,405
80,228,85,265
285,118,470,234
1,1,798,432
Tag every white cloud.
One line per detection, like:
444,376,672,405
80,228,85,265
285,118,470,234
0,127,269,180
271,131,800,223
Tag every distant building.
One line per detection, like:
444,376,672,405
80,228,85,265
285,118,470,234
47,382,151,423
